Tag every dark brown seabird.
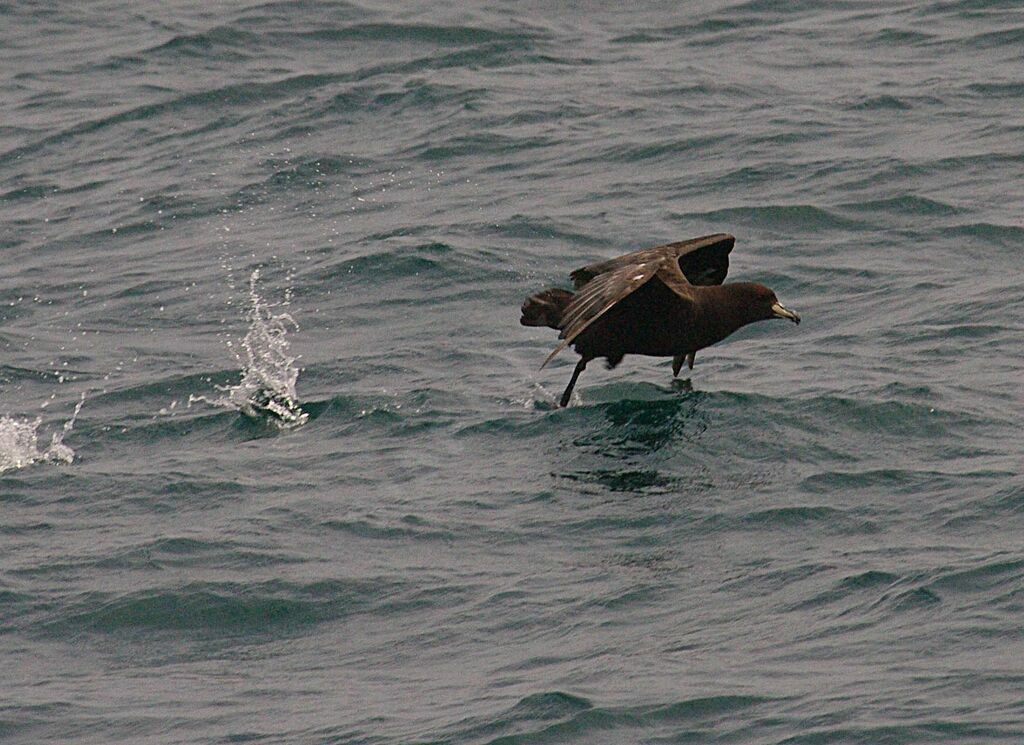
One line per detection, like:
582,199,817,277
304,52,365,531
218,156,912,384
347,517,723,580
520,233,800,407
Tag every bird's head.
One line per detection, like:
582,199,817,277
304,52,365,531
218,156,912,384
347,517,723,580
740,283,801,325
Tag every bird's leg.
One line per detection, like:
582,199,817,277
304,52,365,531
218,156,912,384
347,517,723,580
672,352,696,378
560,358,589,407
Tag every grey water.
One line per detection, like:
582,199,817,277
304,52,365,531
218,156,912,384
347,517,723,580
2,1,1023,743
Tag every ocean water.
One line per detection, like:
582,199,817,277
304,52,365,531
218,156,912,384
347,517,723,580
2,1,1023,743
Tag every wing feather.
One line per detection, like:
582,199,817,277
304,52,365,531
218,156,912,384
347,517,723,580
542,256,691,368
570,233,734,288
654,257,697,300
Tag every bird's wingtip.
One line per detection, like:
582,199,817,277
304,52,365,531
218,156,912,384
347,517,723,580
540,344,565,369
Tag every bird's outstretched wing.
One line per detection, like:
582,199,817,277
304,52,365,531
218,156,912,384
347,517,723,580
541,253,696,368
570,233,734,289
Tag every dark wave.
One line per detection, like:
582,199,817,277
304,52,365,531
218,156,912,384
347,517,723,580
410,133,556,161
0,72,345,166
34,576,474,637
279,22,544,46
841,94,914,111
46,579,380,634
485,215,607,246
837,194,965,216
324,81,487,118
141,26,264,59
938,26,1024,50
611,16,754,44
438,692,775,744
320,516,457,542
864,28,937,45
943,222,1024,246
9,536,307,578
566,134,736,166
0,183,56,202
674,204,866,232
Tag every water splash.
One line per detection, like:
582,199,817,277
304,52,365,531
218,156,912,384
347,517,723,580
0,395,85,474
191,269,307,427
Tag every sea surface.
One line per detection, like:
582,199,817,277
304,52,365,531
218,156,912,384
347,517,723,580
2,1,1023,743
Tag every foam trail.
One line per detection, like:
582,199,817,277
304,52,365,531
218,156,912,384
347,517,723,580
192,269,308,427
0,394,85,474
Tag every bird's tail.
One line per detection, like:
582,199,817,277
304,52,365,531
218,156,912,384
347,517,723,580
520,288,574,329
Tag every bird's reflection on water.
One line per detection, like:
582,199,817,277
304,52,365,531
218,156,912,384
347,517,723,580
559,381,711,493
670,377,695,394
584,383,708,454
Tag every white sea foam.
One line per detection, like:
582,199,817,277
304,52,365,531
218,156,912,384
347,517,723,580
191,268,307,427
0,395,85,474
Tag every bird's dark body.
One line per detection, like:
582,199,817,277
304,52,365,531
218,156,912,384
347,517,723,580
520,233,801,406
573,279,695,365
